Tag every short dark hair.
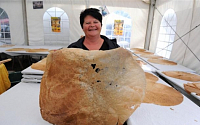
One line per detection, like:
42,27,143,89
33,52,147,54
80,8,102,29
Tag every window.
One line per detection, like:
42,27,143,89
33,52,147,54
0,8,11,45
43,7,69,45
155,9,177,59
105,10,132,48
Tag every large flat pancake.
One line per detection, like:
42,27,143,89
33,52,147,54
132,55,138,59
136,60,147,67
143,81,183,106
39,48,146,125
0,44,14,47
6,48,49,52
148,58,177,65
130,48,146,52
134,51,154,55
162,71,200,82
32,52,183,108
145,72,159,82
143,72,183,106
26,48,49,52
31,58,47,71
6,48,28,51
140,54,163,59
184,83,200,95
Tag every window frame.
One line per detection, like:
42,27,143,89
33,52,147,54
155,9,177,59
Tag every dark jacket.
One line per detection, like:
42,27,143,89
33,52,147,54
68,35,120,50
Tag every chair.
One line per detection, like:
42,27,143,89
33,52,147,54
9,71,22,87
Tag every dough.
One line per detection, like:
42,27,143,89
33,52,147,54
39,48,146,125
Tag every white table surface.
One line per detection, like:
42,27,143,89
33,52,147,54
0,47,10,53
22,74,43,79
21,78,41,83
148,62,195,72
22,66,44,75
0,45,63,56
128,71,200,125
21,62,44,83
0,82,50,125
0,72,200,125
136,58,157,72
131,51,195,73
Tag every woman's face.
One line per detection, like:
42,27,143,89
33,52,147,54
83,15,102,37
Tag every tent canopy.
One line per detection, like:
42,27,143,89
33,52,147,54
0,0,200,74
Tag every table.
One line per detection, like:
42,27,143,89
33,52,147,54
127,72,200,125
129,48,195,72
128,48,200,106
0,82,50,125
1,48,199,124
21,66,44,83
156,70,200,105
134,57,157,72
0,80,199,125
0,45,63,69
0,45,63,56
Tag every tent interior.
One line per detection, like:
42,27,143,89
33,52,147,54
0,0,199,73
1,0,200,74
1,0,200,124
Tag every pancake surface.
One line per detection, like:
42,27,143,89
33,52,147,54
163,71,200,82
39,48,146,125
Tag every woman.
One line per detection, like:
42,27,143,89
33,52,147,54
68,8,120,50
68,8,127,125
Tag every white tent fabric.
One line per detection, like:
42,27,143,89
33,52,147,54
183,1,200,74
1,0,200,74
26,0,87,46
1,0,149,47
0,0,26,45
26,0,149,47
149,0,200,74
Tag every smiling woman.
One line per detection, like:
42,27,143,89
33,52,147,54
67,8,130,125
68,8,120,50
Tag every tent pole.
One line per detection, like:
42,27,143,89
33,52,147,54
144,0,156,50
22,0,29,45
85,0,89,8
